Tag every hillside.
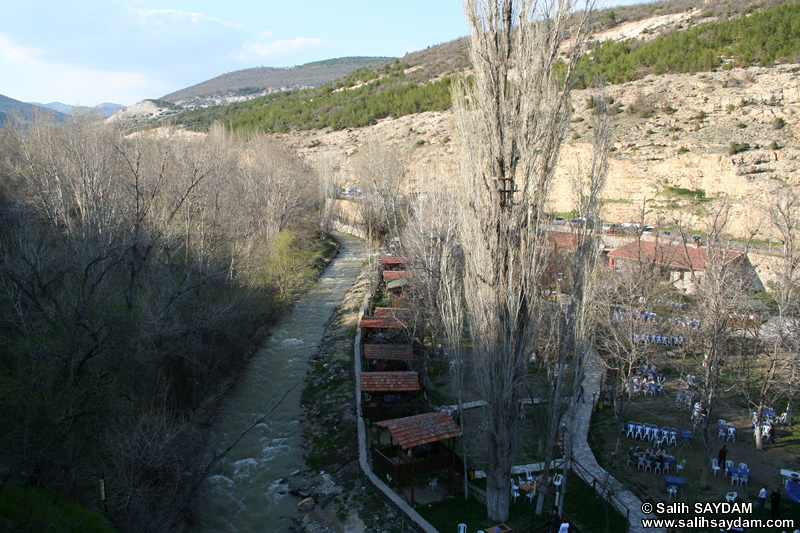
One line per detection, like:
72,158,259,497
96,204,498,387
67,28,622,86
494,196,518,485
0,94,67,126
126,0,800,243
160,56,393,108
163,0,799,134
31,102,125,118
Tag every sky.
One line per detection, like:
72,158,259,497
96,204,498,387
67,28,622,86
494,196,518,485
2,0,641,107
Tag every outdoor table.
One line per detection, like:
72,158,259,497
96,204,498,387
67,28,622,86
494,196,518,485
664,476,687,489
780,469,800,487
489,524,512,533
681,430,693,442
726,467,750,483
518,482,533,494
787,481,800,503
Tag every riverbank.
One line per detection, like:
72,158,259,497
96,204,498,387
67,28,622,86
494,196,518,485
296,257,404,533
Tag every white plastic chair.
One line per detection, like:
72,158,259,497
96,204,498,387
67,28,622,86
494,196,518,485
654,462,663,474
727,427,736,442
637,457,646,471
725,460,734,475
553,473,563,488
726,492,737,503
738,462,748,470
526,489,535,503
718,419,726,425
458,524,467,533
429,477,438,491
525,467,534,481
645,459,653,473
712,458,721,476
510,477,519,500
668,485,677,499
718,427,726,439
731,473,740,486
626,422,635,439
675,459,685,473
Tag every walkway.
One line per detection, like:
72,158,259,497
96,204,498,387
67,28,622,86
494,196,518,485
568,350,664,533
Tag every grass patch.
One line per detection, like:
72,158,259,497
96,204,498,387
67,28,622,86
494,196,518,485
0,485,114,533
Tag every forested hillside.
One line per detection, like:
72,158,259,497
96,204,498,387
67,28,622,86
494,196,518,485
162,56,393,104
0,115,331,530
171,1,800,134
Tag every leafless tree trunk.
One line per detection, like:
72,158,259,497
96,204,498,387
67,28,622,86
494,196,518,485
353,137,408,239
316,150,340,233
453,0,598,521
676,199,755,485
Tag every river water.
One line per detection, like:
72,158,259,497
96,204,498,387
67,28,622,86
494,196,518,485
198,233,365,532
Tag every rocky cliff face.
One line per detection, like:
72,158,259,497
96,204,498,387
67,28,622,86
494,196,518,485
278,64,799,240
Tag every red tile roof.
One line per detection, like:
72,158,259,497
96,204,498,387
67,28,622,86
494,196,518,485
360,371,420,392
381,255,408,266
608,241,742,271
384,270,414,280
360,314,406,329
374,307,411,318
546,230,588,250
363,344,414,361
374,412,463,449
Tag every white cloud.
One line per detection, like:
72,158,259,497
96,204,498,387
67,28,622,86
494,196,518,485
0,34,41,62
137,9,243,30
236,37,326,61
0,33,159,105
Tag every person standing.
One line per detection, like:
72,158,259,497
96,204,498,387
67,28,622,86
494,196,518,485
771,487,781,519
577,385,585,404
758,486,768,516
558,518,570,533
548,510,561,533
718,445,727,468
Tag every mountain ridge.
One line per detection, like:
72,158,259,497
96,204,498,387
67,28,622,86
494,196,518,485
0,94,67,125
160,56,394,109
29,102,126,118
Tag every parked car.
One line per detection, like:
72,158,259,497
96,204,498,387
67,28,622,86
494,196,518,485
642,226,654,234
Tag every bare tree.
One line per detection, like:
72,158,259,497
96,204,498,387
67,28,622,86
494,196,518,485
452,0,598,521
675,200,755,484
352,137,408,239
742,188,800,449
316,150,341,233
770,188,800,426
594,261,672,451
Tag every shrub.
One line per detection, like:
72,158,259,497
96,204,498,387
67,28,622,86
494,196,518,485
772,117,786,130
729,142,750,155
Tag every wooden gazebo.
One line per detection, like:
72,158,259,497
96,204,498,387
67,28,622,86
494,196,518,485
359,308,409,342
381,255,408,271
360,371,419,420
363,343,414,371
373,411,463,504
